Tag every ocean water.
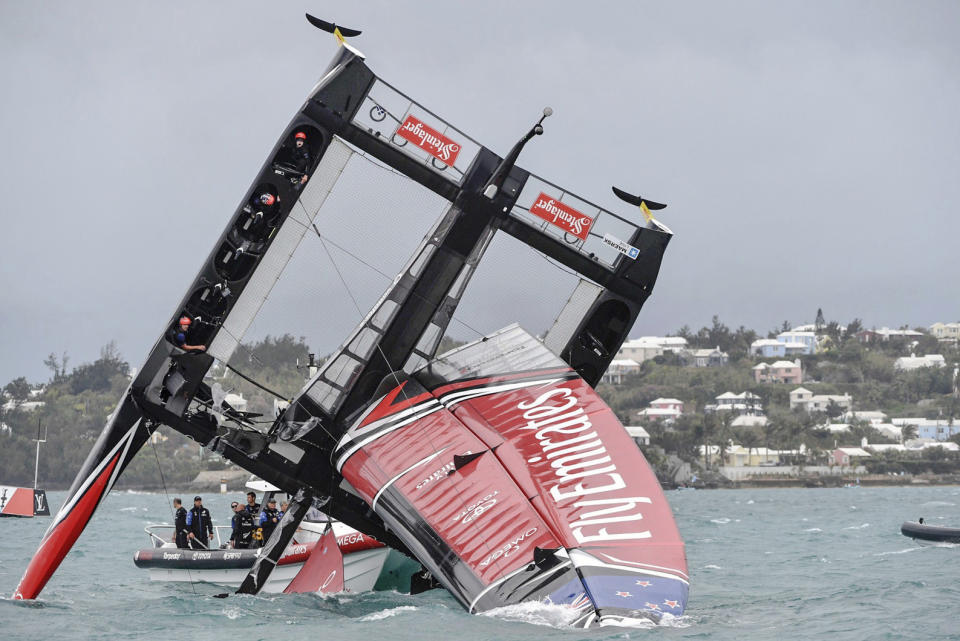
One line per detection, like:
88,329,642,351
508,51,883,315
1,486,958,640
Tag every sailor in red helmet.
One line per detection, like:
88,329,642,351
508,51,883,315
290,131,311,186
170,316,206,352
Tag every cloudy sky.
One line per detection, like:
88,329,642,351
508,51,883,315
1,1,958,383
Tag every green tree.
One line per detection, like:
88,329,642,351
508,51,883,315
4,376,31,405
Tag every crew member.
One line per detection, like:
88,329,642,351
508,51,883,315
278,500,289,519
259,498,281,543
290,131,311,186
186,496,214,549
229,501,256,549
171,316,206,352
244,491,261,516
172,498,189,549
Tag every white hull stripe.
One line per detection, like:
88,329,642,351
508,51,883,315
436,377,563,409
47,420,141,534
371,448,447,511
335,405,444,472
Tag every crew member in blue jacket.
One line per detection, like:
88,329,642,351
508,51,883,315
186,496,214,549
259,498,281,543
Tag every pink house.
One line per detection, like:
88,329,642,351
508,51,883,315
753,359,803,384
636,398,684,424
831,447,870,466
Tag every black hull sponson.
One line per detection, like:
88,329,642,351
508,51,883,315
900,521,960,544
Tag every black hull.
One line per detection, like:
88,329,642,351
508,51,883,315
900,521,960,544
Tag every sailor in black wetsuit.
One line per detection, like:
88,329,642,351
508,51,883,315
172,498,189,549
186,496,214,549
259,498,281,543
290,131,311,187
229,502,256,549
244,491,261,517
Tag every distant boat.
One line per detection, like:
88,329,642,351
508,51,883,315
1,420,50,518
900,521,960,544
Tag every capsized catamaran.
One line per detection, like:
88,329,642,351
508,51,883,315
15,15,686,625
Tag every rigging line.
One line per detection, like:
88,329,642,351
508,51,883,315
306,225,487,341
313,229,511,578
223,362,288,401
149,428,198,595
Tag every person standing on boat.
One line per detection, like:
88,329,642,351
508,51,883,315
259,498,281,543
229,502,256,549
172,498,189,549
244,491,261,516
186,496,214,549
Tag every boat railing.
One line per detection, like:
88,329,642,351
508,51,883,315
144,524,234,549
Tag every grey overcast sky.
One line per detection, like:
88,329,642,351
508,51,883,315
1,1,958,383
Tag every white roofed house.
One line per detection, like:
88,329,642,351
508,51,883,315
681,346,729,368
750,338,786,358
929,322,960,343
753,359,802,384
776,330,817,355
636,398,684,425
831,447,870,467
614,336,688,364
601,358,642,384
705,391,763,416
842,410,887,425
624,425,651,446
894,354,946,371
790,387,853,414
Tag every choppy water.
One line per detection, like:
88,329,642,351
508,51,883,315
2,486,958,640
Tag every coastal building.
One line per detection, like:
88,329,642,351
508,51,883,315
636,398,684,424
894,353,946,371
601,358,642,384
929,322,960,343
750,338,786,358
625,425,651,445
614,336,688,363
731,415,768,428
865,440,960,454
856,327,924,344
842,410,887,425
776,330,817,355
681,347,729,368
789,387,853,413
752,359,802,384
831,447,871,466
890,417,960,442
705,391,763,416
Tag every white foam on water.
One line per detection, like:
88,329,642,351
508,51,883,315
481,601,583,628
703,564,723,570
358,606,419,621
118,507,137,512
843,523,870,530
920,501,955,507
746,499,754,504
804,528,822,533
874,547,921,557
222,606,244,620
710,518,731,524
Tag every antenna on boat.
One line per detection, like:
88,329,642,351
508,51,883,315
33,418,47,491
483,107,553,200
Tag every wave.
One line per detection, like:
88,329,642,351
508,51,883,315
481,601,583,628
843,523,870,530
710,518,731,524
804,528,822,533
703,564,722,570
358,606,419,621
874,547,921,557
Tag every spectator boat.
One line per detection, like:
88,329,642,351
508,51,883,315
900,521,960,544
